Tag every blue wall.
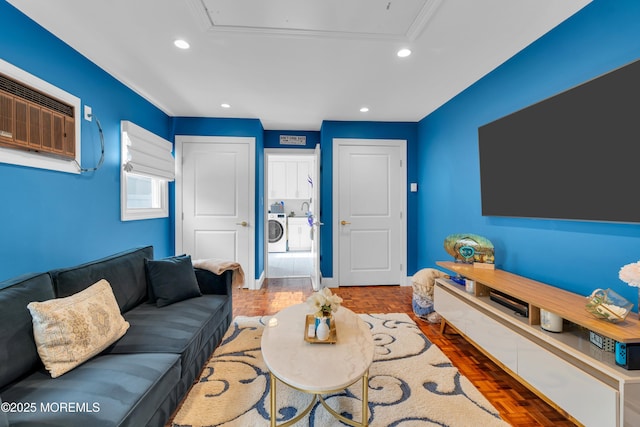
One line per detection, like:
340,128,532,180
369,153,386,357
0,2,173,281
264,130,320,149
320,121,419,278
417,0,640,308
171,118,265,279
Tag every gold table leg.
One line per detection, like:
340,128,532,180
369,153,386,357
269,369,369,427
317,370,369,427
362,370,369,427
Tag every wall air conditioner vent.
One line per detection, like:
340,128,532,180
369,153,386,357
0,73,73,117
0,59,81,173
0,70,76,160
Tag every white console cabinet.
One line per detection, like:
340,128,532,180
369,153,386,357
435,261,640,427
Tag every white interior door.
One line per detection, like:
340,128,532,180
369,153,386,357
311,144,322,291
335,140,405,286
176,136,255,288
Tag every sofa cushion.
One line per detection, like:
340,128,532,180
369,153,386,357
51,246,153,313
1,353,181,427
27,279,130,378
194,268,231,295
0,272,55,389
145,255,201,307
104,294,229,376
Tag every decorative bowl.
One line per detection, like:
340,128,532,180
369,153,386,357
585,288,633,323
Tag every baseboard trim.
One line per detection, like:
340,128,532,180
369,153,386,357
322,277,338,288
321,276,412,288
254,270,265,290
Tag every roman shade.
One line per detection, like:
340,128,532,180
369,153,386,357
121,120,175,181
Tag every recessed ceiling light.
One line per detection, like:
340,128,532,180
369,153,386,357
221,103,231,109
397,48,412,58
174,39,190,49
360,107,369,113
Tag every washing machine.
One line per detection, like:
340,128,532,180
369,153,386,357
268,213,287,252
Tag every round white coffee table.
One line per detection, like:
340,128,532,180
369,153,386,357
261,303,374,427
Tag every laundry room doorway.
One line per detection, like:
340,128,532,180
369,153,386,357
264,148,319,283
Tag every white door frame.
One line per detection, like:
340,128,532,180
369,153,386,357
263,148,315,280
175,135,256,289
331,138,407,287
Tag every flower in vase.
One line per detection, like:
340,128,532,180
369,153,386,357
619,261,640,287
306,287,343,318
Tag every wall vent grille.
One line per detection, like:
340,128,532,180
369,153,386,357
0,73,73,117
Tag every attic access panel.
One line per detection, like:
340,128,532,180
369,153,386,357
198,0,440,40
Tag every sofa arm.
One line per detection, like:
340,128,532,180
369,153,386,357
194,268,232,296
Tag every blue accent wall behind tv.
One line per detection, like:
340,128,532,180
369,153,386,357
417,0,640,308
0,1,173,281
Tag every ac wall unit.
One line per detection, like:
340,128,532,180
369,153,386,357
0,72,75,159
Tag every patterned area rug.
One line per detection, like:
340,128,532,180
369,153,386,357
172,313,510,427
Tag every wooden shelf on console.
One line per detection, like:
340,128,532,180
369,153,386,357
437,261,640,344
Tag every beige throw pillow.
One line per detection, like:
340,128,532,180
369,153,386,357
27,279,129,378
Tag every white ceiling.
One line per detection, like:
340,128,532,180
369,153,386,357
8,0,591,130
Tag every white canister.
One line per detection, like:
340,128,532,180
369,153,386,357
540,309,563,333
465,279,475,294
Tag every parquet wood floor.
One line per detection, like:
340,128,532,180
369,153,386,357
231,278,577,427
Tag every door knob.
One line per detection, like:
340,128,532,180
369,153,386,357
340,220,351,225
236,221,248,227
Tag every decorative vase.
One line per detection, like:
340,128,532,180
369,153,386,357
585,288,633,323
315,316,331,341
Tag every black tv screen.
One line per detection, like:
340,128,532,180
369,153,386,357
478,58,640,223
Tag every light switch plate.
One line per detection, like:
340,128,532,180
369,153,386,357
84,105,92,121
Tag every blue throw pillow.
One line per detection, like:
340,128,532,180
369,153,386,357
145,255,201,307
146,253,186,303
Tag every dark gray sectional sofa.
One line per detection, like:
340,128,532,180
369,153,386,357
0,246,233,427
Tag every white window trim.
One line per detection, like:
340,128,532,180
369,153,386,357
120,121,174,221
120,173,169,221
0,58,82,174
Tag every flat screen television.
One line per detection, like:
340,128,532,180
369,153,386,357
478,58,640,223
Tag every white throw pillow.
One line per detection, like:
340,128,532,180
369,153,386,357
27,279,129,378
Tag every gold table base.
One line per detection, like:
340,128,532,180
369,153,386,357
269,370,369,427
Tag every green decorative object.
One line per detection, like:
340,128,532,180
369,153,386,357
444,233,495,264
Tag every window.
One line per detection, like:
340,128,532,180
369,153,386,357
120,121,174,221
125,174,160,209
